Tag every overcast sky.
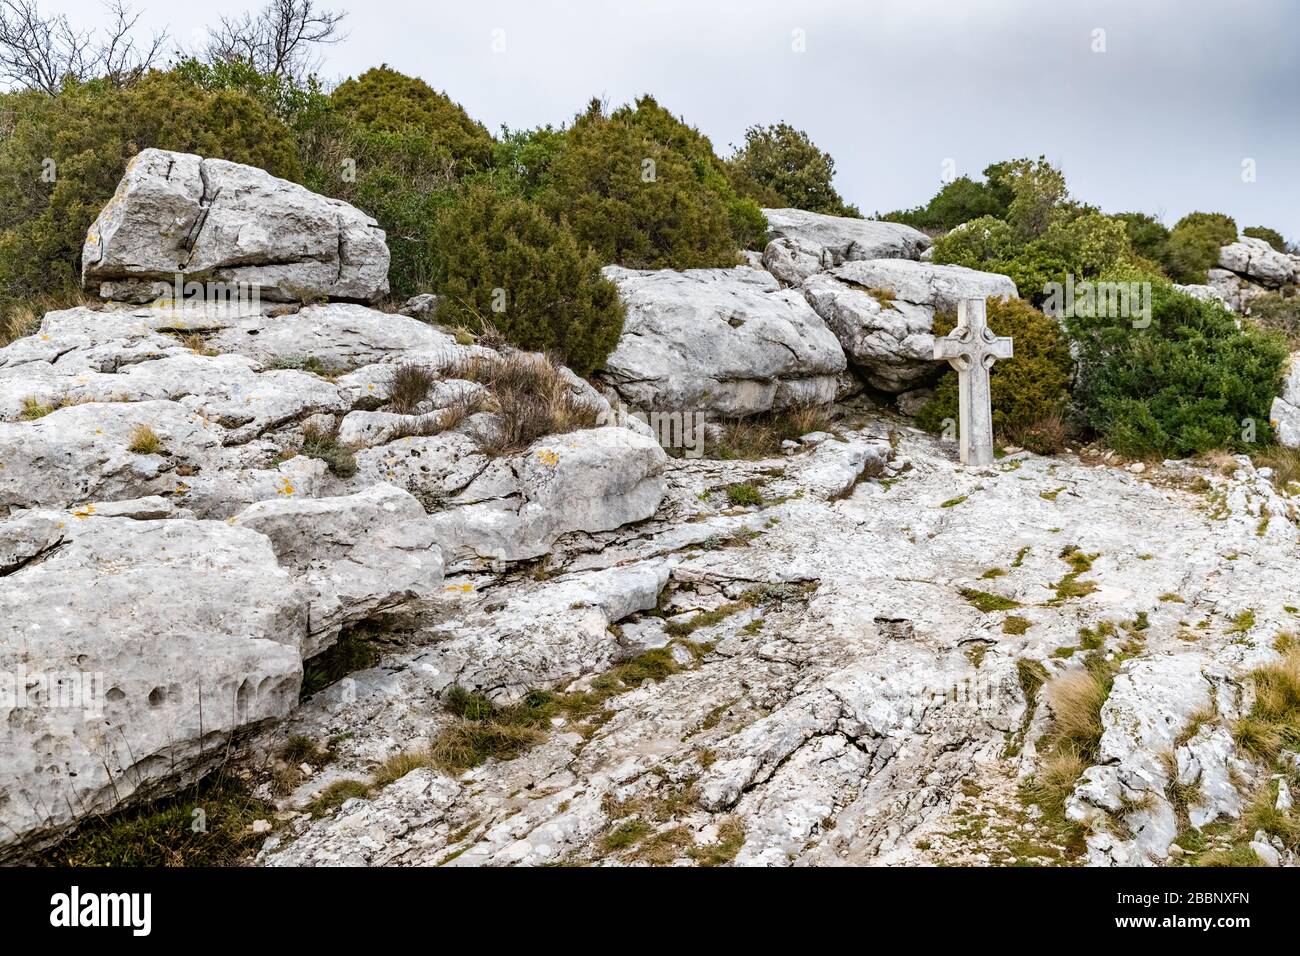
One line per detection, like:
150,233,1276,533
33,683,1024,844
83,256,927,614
51,0,1300,240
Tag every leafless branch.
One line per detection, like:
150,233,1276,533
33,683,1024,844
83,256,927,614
205,0,346,82
0,0,165,94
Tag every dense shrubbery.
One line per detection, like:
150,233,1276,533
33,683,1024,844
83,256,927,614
432,184,624,377
727,122,859,217
916,298,1073,443
1067,282,1288,457
615,96,767,250
1246,291,1300,349
536,98,742,269
928,158,1134,304
0,71,299,308
883,162,1015,231
1162,212,1237,284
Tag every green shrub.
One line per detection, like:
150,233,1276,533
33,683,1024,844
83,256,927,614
0,71,300,308
1246,291,1300,349
1113,212,1170,265
1243,226,1289,253
727,121,859,217
1162,212,1237,284
1067,282,1288,457
537,98,740,269
615,95,767,250
916,297,1073,438
287,66,498,298
330,66,493,172
882,168,1012,231
433,184,624,376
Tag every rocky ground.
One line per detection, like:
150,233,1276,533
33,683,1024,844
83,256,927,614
254,410,1298,867
6,148,1297,868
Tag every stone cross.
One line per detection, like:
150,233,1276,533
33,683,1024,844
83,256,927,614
934,298,1013,467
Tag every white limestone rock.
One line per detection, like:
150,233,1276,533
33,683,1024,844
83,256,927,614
1218,237,1298,288
0,510,306,856
0,400,223,515
83,149,389,303
599,265,846,418
1270,352,1300,448
760,208,931,285
236,484,445,658
428,427,668,569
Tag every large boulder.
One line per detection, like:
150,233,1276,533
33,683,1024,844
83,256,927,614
1217,237,1298,288
761,208,931,285
0,511,306,856
428,427,668,569
82,149,390,303
599,265,847,418
801,260,1018,392
236,485,445,658
1270,352,1300,448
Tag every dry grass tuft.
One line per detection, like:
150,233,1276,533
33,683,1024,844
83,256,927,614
1045,666,1111,757
709,403,835,460
127,424,163,455
1233,648,1300,762
1003,412,1070,456
388,363,437,415
449,351,598,455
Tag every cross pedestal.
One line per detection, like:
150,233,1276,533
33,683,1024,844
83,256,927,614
934,298,1013,467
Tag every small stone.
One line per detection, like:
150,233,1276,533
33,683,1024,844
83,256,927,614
1167,842,1184,857
1128,462,1146,474
251,819,273,834
1277,778,1293,812
1250,840,1280,866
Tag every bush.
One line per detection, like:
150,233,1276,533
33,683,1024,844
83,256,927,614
883,168,1012,231
1243,226,1289,254
434,184,624,376
916,298,1073,441
614,95,767,250
727,121,859,217
1162,211,1237,284
1246,291,1300,349
537,98,740,269
330,66,493,172
1067,282,1288,457
287,66,497,298
1113,212,1170,265
0,71,300,309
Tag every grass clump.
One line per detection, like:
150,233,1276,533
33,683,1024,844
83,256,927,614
19,396,57,420
127,424,163,455
387,363,437,415
1226,609,1257,635
39,771,274,866
298,423,357,477
725,482,765,507
706,404,835,460
307,779,374,817
1003,615,1032,635
960,588,1021,613
448,352,599,455
688,817,746,866
1232,649,1300,762
939,495,967,508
